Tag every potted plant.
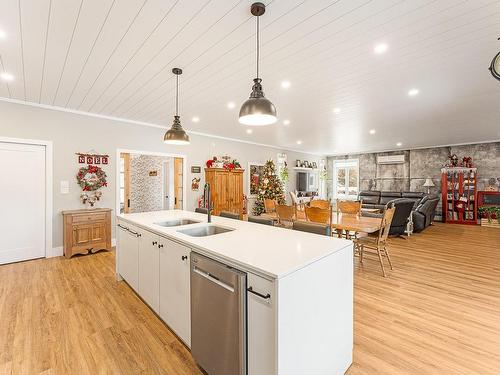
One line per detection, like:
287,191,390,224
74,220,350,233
478,206,500,226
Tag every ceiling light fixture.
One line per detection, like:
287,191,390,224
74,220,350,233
192,116,200,123
374,43,388,54
239,2,277,126
0,72,13,81
333,107,341,114
281,80,291,89
408,88,419,96
227,102,235,109
369,129,376,134
246,129,253,134
296,140,302,145
163,68,190,145
396,142,402,147
0,29,6,39
283,119,290,125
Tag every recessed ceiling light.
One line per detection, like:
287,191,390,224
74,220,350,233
281,80,291,89
296,140,302,145
396,142,402,147
374,43,388,54
408,88,419,96
0,72,13,81
191,116,200,123
246,129,253,134
0,30,6,39
333,107,341,114
227,102,235,109
369,129,376,135
283,119,290,126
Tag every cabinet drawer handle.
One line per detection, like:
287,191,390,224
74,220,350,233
247,287,271,300
181,255,188,261
117,224,129,231
152,241,158,246
128,229,141,237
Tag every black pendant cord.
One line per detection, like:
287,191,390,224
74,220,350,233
256,14,260,79
175,73,179,117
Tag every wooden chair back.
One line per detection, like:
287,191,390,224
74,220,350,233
309,199,330,210
337,199,362,215
378,206,396,244
264,198,277,213
276,205,296,225
289,191,299,205
305,206,332,225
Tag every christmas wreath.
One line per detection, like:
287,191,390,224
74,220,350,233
77,165,107,191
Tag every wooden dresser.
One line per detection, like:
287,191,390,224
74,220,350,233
62,208,112,258
205,168,244,217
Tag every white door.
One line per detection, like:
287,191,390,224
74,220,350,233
0,142,46,264
159,238,191,346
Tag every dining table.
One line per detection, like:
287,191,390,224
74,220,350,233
330,213,382,234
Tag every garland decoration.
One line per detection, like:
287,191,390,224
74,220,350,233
77,165,108,192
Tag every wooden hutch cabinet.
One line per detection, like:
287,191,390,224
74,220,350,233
441,167,477,224
204,168,244,217
62,208,112,258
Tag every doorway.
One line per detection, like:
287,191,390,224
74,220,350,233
0,138,53,264
117,150,186,214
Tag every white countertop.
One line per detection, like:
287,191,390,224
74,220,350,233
117,210,352,279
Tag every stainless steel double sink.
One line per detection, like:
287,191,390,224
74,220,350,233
154,218,234,237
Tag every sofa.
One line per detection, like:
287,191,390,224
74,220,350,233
412,194,439,232
362,198,416,236
359,191,437,234
359,191,426,211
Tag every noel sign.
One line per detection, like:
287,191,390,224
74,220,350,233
77,152,109,165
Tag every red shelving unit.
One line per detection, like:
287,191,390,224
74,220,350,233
441,167,478,224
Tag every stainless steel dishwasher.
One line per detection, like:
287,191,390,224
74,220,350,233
190,252,247,375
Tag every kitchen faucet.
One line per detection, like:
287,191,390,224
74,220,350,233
203,182,212,223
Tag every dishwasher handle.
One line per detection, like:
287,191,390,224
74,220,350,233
193,266,234,293
247,286,271,300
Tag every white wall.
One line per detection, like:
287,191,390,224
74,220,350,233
0,101,322,248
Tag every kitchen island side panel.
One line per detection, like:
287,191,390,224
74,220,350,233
276,244,353,375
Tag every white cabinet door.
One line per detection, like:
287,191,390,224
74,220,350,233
159,238,191,346
138,230,160,313
248,273,276,375
117,223,139,291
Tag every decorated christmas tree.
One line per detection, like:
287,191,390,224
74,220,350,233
253,159,286,215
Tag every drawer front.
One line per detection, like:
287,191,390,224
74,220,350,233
72,213,106,223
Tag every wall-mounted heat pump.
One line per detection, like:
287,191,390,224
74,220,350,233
377,154,405,164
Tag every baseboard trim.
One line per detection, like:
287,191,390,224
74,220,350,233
47,246,63,258
48,238,116,259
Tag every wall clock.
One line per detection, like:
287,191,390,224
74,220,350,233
489,39,500,81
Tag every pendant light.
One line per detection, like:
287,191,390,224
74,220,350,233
164,68,190,145
239,2,277,126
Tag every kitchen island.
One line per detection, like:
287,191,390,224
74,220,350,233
116,210,353,375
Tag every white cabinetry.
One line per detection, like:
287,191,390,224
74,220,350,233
117,223,140,291
248,272,276,375
138,230,160,313
159,238,191,346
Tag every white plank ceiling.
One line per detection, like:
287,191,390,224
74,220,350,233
0,0,499,154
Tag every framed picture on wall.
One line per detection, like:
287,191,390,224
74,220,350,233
248,162,265,197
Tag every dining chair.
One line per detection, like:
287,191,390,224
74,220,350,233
219,211,240,220
248,216,274,226
264,198,277,213
309,199,331,210
293,221,330,236
195,207,208,214
305,206,333,236
337,199,362,215
275,205,296,228
353,206,395,277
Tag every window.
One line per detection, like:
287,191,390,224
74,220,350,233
333,159,359,199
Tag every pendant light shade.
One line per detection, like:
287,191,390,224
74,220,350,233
239,2,277,126
164,68,190,145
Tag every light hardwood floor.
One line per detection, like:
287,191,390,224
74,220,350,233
0,223,499,374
